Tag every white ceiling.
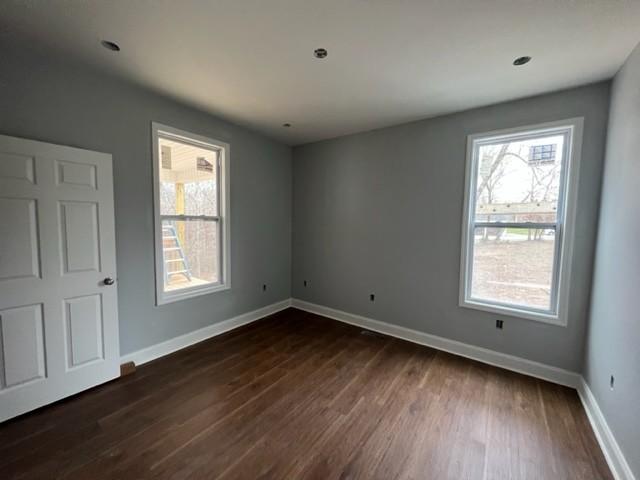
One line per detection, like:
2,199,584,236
1,0,639,145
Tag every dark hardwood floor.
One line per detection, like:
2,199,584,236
0,308,612,479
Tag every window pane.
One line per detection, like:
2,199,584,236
162,219,219,292
159,136,218,216
474,134,565,223
470,227,556,310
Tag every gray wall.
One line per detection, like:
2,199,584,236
0,47,292,356
293,83,610,371
584,43,640,477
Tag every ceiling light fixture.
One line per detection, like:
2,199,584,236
101,40,121,52
314,48,328,59
513,56,531,66
282,123,292,128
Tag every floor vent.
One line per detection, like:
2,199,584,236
360,329,388,339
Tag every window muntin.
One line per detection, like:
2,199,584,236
461,121,580,324
152,124,229,304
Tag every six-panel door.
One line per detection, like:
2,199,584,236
0,134,119,422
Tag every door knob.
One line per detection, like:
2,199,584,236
103,277,115,286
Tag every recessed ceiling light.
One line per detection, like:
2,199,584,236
101,40,121,52
282,123,292,128
513,56,531,66
313,48,328,59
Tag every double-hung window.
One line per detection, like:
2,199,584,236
152,123,230,305
460,119,582,325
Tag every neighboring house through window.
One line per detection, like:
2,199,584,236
529,143,557,164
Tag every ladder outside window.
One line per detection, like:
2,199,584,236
162,222,192,284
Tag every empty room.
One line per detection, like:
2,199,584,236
0,1,639,479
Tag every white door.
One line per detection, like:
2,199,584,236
0,134,119,423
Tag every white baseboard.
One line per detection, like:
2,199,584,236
120,299,292,366
291,299,580,388
577,379,636,480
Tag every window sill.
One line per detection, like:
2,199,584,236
460,298,566,326
157,283,230,306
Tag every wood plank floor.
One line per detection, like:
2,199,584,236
0,308,612,479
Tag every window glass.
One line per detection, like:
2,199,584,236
474,135,564,224
471,227,555,310
159,138,218,217
162,219,219,291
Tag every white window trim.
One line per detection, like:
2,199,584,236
459,118,583,326
151,122,231,305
